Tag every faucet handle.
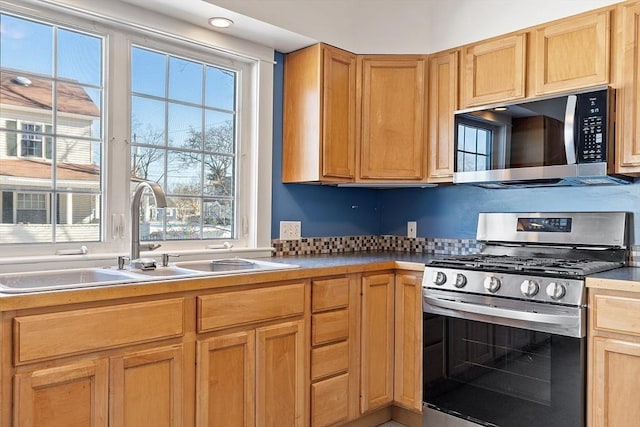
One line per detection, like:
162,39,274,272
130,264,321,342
117,255,130,270
161,253,180,267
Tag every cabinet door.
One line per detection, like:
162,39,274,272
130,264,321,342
322,46,357,179
196,331,255,427
256,320,306,427
427,50,458,183
617,1,640,171
461,34,526,107
360,273,394,413
394,273,422,412
359,56,426,181
111,345,184,427
14,359,109,427
590,336,640,426
533,10,610,95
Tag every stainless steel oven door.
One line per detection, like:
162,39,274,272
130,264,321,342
423,289,586,427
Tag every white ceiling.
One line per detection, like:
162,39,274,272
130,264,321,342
118,0,624,54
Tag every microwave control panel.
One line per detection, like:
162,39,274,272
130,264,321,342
577,89,607,163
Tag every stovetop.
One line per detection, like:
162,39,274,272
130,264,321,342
428,254,623,277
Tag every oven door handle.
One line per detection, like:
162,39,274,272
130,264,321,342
423,295,579,328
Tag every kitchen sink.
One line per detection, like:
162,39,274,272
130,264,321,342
176,258,299,274
0,268,142,293
127,265,201,277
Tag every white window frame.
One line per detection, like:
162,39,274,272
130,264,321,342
0,0,274,268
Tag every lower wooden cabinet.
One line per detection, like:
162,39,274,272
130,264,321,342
360,273,395,413
14,344,185,427
589,288,640,427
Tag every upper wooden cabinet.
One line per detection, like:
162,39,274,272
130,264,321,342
616,1,640,173
533,10,611,95
427,50,458,183
461,33,527,108
283,43,357,183
357,56,427,182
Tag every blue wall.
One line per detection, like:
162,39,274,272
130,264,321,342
271,51,640,244
271,52,381,238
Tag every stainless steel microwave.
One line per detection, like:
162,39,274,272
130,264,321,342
453,87,631,187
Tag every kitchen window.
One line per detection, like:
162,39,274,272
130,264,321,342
456,121,492,172
0,3,274,261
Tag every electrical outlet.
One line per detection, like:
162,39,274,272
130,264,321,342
407,221,417,238
279,221,301,240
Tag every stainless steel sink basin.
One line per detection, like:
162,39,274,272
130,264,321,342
0,268,141,293
176,258,298,274
127,265,201,277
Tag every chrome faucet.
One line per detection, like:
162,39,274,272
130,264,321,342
130,181,167,265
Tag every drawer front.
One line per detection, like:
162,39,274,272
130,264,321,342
198,283,305,332
593,294,640,336
312,309,349,346
311,373,349,427
14,298,185,364
312,277,349,312
311,340,349,380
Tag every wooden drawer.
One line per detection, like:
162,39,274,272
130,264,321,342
311,373,349,427
198,283,305,332
14,298,185,365
312,277,349,312
592,294,640,337
311,340,349,380
312,309,349,346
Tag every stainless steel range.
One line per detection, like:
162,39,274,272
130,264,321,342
422,212,628,427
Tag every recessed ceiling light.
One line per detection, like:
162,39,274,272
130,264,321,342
493,107,508,112
209,17,234,28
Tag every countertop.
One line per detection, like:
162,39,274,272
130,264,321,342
0,251,431,311
587,266,640,293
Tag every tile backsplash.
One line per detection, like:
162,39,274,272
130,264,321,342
271,235,483,257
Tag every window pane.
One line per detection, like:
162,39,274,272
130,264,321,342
463,126,477,152
55,193,100,242
137,189,164,241
204,154,233,196
169,57,202,104
477,129,489,155
206,66,235,110
167,150,201,195
204,111,234,153
477,154,488,171
464,153,477,172
0,14,52,75
131,47,166,97
203,199,232,239
57,28,102,86
168,103,202,148
56,84,101,138
131,147,165,182
0,14,103,245
166,196,200,240
56,139,101,192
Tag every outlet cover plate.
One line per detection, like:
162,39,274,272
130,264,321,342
407,221,417,238
279,221,301,240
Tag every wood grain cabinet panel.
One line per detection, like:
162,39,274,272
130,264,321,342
311,340,349,380
360,273,395,413
283,43,357,182
312,277,349,312
197,283,305,332
461,33,526,107
14,359,109,427
533,10,610,95
616,1,640,172
394,273,423,411
196,331,255,427
358,56,427,181
111,345,184,427
311,373,349,427
592,293,640,336
427,50,458,183
14,298,185,364
312,309,349,346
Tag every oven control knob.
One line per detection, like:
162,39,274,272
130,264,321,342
483,276,501,293
433,271,447,286
455,273,467,288
520,280,540,297
546,282,567,300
